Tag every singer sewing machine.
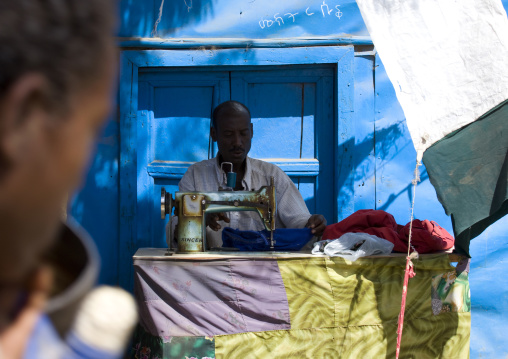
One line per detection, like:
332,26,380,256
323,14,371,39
161,176,276,253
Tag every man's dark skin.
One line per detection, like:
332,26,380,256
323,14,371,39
206,101,327,236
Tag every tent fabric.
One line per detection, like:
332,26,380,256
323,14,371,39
131,254,470,358
423,100,508,256
321,209,454,253
355,0,508,157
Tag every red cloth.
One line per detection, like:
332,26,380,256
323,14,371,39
322,209,454,253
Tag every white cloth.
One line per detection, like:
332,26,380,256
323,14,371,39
177,156,311,248
312,233,394,261
356,0,508,159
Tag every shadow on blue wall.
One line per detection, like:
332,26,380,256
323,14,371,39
354,121,405,173
347,121,429,215
70,116,119,285
378,168,429,212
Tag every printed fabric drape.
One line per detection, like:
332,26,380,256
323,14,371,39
131,254,470,359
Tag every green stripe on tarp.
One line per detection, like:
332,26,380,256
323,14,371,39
423,99,508,256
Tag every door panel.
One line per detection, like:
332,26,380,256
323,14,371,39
231,67,335,223
247,82,312,159
294,177,317,215
152,84,216,162
137,71,230,247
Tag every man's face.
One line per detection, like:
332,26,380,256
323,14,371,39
0,45,115,290
211,112,253,167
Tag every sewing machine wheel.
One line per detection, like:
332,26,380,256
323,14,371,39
160,187,173,219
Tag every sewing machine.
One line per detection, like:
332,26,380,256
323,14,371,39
161,176,276,253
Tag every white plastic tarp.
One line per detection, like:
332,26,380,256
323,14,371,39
355,0,508,159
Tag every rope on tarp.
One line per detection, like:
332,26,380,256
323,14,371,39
395,157,422,359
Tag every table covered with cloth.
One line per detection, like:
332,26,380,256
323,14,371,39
131,249,470,359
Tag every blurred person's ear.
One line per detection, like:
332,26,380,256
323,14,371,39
0,73,52,171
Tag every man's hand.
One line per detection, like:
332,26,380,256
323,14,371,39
206,212,230,231
306,214,327,237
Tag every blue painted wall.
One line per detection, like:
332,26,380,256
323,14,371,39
71,0,508,357
70,114,120,285
119,0,368,39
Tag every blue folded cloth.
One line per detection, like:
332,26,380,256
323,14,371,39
222,227,314,251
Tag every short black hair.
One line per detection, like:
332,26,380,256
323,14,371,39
0,0,115,107
211,100,251,129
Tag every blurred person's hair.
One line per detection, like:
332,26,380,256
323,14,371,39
0,0,115,110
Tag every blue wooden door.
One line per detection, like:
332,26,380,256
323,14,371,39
136,65,335,247
231,66,335,222
137,70,230,247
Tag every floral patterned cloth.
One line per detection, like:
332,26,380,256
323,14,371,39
431,257,471,315
133,253,470,358
131,325,215,359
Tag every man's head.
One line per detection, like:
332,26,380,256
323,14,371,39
0,0,116,320
211,101,253,168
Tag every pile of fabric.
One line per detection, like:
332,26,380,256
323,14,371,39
312,209,454,260
220,209,454,260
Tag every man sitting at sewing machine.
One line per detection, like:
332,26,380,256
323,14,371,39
178,100,327,248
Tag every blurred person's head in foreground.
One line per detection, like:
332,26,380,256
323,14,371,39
0,0,116,336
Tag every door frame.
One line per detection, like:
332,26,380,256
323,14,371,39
119,46,354,288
